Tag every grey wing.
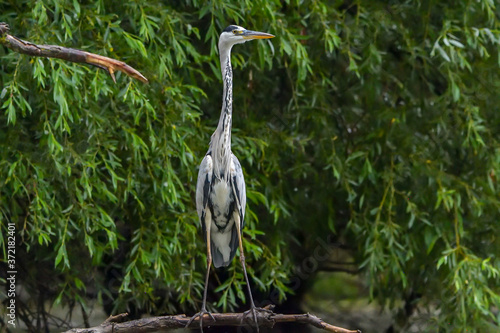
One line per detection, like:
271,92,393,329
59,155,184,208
231,154,246,228
196,154,213,231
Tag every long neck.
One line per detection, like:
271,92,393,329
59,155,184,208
210,44,233,180
219,45,233,121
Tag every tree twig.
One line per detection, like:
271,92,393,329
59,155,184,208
63,311,361,333
0,22,148,83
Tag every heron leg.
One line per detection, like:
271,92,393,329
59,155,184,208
186,214,215,331
234,214,272,332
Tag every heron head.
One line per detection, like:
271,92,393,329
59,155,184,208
218,25,274,50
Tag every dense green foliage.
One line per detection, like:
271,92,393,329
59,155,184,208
1,0,500,331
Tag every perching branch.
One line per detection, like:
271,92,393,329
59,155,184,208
0,22,148,83
63,310,361,333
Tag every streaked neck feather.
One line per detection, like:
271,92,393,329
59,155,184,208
210,46,233,181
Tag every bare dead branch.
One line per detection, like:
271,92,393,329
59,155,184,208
102,313,129,324
0,22,148,83
63,311,361,333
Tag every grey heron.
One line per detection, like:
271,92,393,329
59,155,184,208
187,25,274,331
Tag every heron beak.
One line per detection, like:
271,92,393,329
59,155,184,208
243,30,275,40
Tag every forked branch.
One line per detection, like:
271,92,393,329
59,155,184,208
0,22,148,83
63,311,361,333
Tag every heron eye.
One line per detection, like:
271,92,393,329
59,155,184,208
232,30,237,34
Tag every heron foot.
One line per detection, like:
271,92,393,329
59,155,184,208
185,308,216,331
241,306,273,332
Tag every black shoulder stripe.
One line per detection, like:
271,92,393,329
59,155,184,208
202,174,210,208
231,175,243,216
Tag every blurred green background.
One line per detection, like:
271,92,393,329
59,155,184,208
1,1,499,332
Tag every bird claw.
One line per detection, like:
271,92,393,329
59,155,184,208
185,308,215,332
241,306,273,332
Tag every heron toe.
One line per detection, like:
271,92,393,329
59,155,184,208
185,309,216,332
243,306,275,332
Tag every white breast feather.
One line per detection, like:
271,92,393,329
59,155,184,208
212,181,231,212
211,228,232,263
